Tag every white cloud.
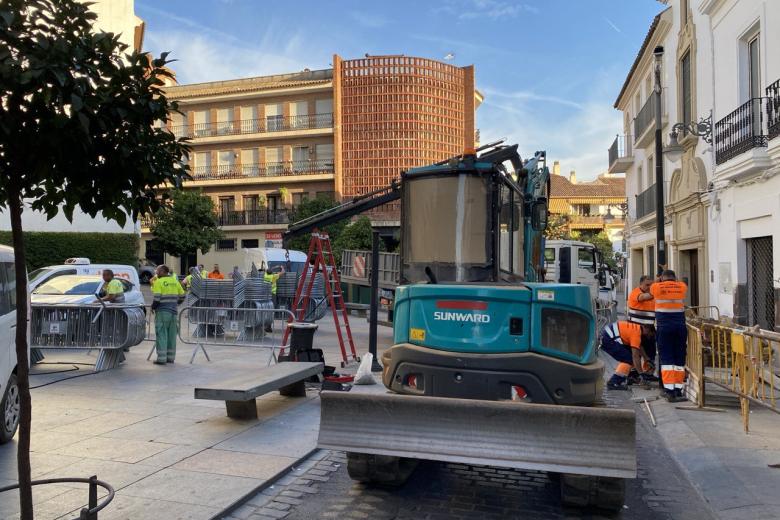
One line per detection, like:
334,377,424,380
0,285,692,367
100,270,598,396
481,86,584,110
477,87,621,181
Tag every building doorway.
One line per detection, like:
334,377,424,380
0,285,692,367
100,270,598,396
746,236,774,330
180,252,197,277
679,249,700,307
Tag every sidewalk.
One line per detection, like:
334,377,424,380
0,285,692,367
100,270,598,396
631,383,780,520
0,310,391,520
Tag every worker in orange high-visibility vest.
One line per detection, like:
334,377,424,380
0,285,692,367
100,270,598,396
601,320,655,391
651,269,688,402
627,274,657,381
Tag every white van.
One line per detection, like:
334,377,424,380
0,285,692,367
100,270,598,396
28,258,140,291
0,245,20,443
240,248,307,275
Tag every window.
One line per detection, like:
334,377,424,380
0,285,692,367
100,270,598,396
219,196,235,215
315,99,333,126
748,35,760,99
578,248,596,273
289,101,308,128
216,239,237,251
216,108,233,135
292,192,308,207
572,204,591,216
499,187,511,272
265,146,283,174
241,148,259,176
218,150,235,176
193,110,209,136
194,151,211,177
241,239,259,249
315,144,334,169
243,195,259,212
266,103,283,131
240,105,258,133
544,248,555,263
681,51,692,133
292,146,309,171
267,194,281,211
0,262,16,315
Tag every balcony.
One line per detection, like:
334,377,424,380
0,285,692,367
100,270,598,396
635,184,656,220
714,98,768,165
608,135,633,173
189,160,334,182
767,79,780,141
633,95,664,148
568,215,625,229
171,113,333,139
218,209,292,226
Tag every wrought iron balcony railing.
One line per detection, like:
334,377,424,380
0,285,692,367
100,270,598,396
714,98,768,165
767,79,780,141
608,134,632,173
218,209,292,226
634,96,661,143
189,160,334,181
636,183,657,220
170,113,333,139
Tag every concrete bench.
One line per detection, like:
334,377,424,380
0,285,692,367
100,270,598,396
345,303,370,317
194,362,324,419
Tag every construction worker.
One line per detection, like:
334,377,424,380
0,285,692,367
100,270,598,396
182,266,200,290
151,265,185,365
198,264,208,278
208,264,225,280
651,269,688,402
627,274,657,380
96,269,125,303
262,265,285,332
601,320,655,390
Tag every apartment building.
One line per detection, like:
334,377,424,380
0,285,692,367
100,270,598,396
612,3,713,308
702,0,780,330
144,54,479,272
612,0,780,329
548,162,627,249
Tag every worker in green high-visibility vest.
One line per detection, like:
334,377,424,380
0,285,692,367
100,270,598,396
262,265,285,332
151,265,185,365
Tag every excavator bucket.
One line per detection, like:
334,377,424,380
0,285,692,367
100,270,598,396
318,389,636,479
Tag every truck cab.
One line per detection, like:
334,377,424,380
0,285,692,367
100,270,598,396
544,240,614,305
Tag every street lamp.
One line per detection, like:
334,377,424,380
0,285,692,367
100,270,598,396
663,112,713,163
653,45,666,273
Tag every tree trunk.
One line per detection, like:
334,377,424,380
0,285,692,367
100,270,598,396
9,185,33,520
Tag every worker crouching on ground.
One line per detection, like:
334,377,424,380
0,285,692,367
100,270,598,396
602,320,656,391
651,269,688,402
151,265,185,365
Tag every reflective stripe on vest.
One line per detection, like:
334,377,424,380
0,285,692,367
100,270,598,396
655,298,685,313
604,323,623,343
627,307,655,324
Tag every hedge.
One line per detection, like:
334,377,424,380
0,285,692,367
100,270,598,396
0,231,138,270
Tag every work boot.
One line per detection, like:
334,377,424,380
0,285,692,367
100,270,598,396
627,369,641,386
607,375,629,391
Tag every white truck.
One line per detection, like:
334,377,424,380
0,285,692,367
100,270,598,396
543,239,617,306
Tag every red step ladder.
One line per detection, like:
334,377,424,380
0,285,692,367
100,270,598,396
282,231,359,367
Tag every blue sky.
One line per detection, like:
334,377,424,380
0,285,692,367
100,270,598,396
137,0,664,181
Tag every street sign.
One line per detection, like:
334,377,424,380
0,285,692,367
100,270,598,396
353,255,366,278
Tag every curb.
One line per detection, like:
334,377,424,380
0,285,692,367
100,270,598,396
210,447,323,520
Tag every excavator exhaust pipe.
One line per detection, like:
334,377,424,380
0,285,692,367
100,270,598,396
318,390,636,479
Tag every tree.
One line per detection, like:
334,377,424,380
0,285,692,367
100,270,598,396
286,195,348,255
579,231,618,270
0,2,188,517
150,189,223,262
543,214,570,240
332,216,381,267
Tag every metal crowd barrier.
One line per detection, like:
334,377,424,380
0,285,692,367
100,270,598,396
146,306,295,365
30,302,147,372
594,300,617,345
685,312,780,433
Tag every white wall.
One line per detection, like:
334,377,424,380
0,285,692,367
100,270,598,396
702,0,780,321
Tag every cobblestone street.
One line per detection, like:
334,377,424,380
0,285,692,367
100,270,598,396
226,389,715,520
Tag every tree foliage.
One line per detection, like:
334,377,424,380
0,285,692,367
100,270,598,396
543,214,570,240
150,190,223,257
0,231,138,269
573,231,618,270
0,1,189,516
332,216,381,266
286,196,347,254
